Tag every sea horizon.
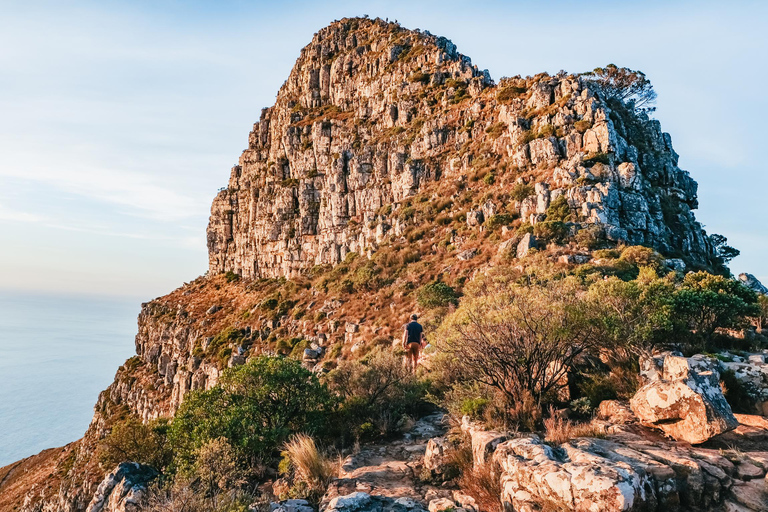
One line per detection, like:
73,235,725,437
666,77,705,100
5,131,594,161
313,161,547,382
0,289,141,467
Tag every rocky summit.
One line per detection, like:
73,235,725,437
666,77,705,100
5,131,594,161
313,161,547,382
2,17,767,512
207,17,715,280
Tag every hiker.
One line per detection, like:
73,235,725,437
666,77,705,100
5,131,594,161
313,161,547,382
402,313,425,372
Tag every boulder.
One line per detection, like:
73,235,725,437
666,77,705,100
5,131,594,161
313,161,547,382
516,233,537,259
597,400,636,425
630,355,738,443
86,462,157,512
428,498,456,512
460,416,508,465
452,492,478,512
457,248,477,261
493,436,649,512
424,436,450,474
271,499,315,512
738,273,768,295
322,492,427,512
466,209,484,227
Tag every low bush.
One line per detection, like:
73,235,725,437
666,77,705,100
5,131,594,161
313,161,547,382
619,245,663,270
326,349,431,441
533,220,568,244
510,183,534,202
545,196,571,222
98,418,172,470
417,281,459,309
574,119,592,133
485,214,514,230
496,85,526,103
575,224,606,250
485,122,506,139
169,356,336,475
410,71,430,84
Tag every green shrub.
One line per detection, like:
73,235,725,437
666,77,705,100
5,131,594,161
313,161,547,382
98,418,172,470
593,248,620,259
545,196,571,222
575,224,605,249
537,124,555,139
169,356,335,474
510,183,535,202
496,85,526,103
574,120,592,133
417,281,459,309
674,272,759,337
533,221,568,244
326,349,431,441
224,271,240,283
619,245,664,270
410,71,430,84
398,206,416,222
260,297,279,310
517,222,534,235
484,122,506,139
485,214,514,230
583,152,611,166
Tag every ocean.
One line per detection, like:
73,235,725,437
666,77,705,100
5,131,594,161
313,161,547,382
0,291,140,467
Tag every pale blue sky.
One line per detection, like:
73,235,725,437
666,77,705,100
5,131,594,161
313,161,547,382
1,0,766,298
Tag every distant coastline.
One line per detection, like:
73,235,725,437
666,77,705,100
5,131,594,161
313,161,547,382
0,290,138,466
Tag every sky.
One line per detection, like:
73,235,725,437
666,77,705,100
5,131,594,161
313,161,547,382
1,0,766,299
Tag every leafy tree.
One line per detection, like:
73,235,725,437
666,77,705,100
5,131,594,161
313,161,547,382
756,295,768,333
584,64,657,114
710,233,740,269
169,356,335,474
533,221,568,244
674,271,759,336
586,269,676,358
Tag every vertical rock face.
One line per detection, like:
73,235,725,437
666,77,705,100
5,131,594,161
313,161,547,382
207,17,716,280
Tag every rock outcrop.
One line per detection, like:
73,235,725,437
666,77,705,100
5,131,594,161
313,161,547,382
452,416,768,512
631,354,738,443
207,17,717,280
85,463,157,512
739,273,768,295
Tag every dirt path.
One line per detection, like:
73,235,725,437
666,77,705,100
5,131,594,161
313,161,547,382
320,412,454,511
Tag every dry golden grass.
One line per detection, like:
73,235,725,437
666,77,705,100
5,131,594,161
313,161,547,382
458,461,503,512
283,434,339,492
543,413,605,445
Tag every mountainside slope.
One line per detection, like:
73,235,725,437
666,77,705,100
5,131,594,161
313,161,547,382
1,17,730,512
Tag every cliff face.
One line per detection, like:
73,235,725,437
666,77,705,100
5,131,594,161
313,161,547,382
207,17,713,280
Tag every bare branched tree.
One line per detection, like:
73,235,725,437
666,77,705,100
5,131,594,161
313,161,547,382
437,274,599,409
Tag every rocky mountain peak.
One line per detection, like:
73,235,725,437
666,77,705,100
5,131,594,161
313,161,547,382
207,17,717,280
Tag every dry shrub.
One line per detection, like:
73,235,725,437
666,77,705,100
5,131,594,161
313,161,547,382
543,410,605,445
282,434,339,495
458,461,503,512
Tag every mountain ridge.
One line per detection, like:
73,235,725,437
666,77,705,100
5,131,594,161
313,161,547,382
0,16,746,512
